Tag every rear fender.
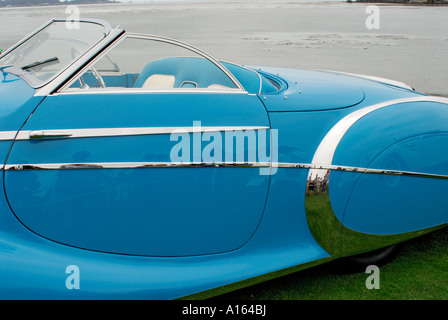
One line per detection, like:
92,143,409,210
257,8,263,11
306,97,448,258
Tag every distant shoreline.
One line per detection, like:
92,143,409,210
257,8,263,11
349,0,448,3
1,0,447,8
0,1,120,8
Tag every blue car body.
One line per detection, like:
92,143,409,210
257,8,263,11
0,18,447,299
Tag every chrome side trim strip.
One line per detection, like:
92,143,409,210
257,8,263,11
3,162,271,171
53,88,246,96
3,157,447,259
0,131,18,141
7,126,269,141
3,161,448,181
279,163,448,180
357,168,448,180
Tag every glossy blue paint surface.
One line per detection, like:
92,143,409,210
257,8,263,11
343,133,448,234
333,102,448,169
0,73,43,159
5,92,271,256
0,73,36,126
6,167,269,256
0,162,328,299
257,67,366,112
1,24,447,298
257,66,422,112
331,102,448,233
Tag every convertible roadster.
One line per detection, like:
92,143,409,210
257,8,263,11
0,18,447,299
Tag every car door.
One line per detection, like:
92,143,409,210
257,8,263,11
3,35,272,257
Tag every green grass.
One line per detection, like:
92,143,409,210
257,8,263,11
216,227,448,300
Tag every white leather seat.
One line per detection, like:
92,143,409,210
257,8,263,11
142,74,175,89
207,84,231,90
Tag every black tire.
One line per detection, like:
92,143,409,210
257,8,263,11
332,244,401,273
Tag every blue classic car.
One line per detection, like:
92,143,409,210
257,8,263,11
0,18,447,299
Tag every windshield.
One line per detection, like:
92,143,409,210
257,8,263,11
0,20,109,87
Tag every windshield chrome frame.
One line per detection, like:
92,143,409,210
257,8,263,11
56,32,246,94
3,18,247,96
0,18,114,92
0,19,53,60
34,28,124,97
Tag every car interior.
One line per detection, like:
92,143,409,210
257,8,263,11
70,56,280,94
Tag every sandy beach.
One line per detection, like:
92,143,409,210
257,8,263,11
0,1,446,95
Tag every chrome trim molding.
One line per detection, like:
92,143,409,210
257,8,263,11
5,126,269,141
4,156,447,258
53,30,126,94
34,28,125,97
52,17,113,34
54,88,246,96
3,162,271,171
0,131,18,141
1,18,115,93
3,160,448,182
0,19,53,60
286,163,448,180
